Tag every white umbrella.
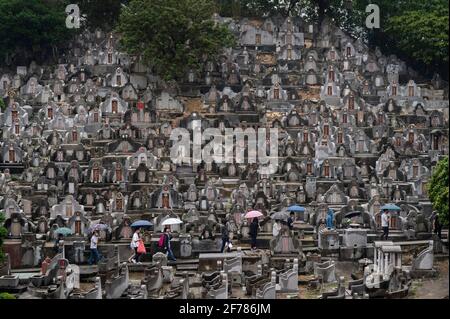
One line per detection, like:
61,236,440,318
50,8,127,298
161,218,183,226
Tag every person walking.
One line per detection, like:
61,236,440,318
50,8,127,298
381,210,390,240
163,227,176,261
287,212,295,230
88,230,101,265
221,218,231,253
434,215,443,240
128,228,141,263
249,217,259,250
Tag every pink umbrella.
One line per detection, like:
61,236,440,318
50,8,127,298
245,210,263,219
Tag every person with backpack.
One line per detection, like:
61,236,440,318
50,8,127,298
159,227,176,261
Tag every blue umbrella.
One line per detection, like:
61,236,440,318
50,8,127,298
380,204,401,211
287,205,305,212
131,220,153,228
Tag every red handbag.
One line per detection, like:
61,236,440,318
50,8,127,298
137,240,146,254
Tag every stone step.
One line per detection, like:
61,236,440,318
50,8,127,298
176,264,198,271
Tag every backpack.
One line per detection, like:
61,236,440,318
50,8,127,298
158,234,165,248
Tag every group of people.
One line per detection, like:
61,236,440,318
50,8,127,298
128,226,177,263
84,226,177,266
220,212,297,253
69,209,445,264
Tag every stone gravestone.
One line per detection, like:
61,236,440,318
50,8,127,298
342,228,367,248
152,252,168,266
318,228,340,250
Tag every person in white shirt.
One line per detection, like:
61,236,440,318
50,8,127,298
272,220,282,237
381,210,390,240
88,230,101,265
128,228,141,263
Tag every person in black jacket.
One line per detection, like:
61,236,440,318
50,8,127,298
163,227,176,261
249,217,259,250
220,219,230,253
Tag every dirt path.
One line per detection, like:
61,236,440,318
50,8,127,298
409,260,449,299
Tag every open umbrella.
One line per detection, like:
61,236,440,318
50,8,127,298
287,205,305,212
245,210,263,219
131,220,153,228
88,223,109,233
381,204,401,211
270,211,290,221
54,227,73,236
161,218,183,226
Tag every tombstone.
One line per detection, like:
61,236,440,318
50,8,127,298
255,271,276,299
318,228,340,250
342,228,368,248
152,252,168,266
278,258,299,292
314,261,336,283
412,241,434,271
206,272,228,299
162,266,175,283
179,234,193,258
73,241,86,264
105,263,129,299
144,264,164,294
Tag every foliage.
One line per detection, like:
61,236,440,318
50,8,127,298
217,0,448,77
0,292,16,299
428,157,449,226
117,0,235,81
0,212,6,263
74,0,129,31
0,0,74,63
0,98,5,112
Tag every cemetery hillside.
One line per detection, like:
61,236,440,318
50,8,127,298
0,0,448,302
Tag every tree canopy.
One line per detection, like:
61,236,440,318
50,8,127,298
117,0,235,81
428,157,449,226
0,0,74,64
73,0,129,31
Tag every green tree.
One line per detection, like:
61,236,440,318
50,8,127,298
230,0,448,77
428,157,449,226
0,98,5,112
117,0,235,81
0,0,74,64
0,212,7,263
74,0,129,31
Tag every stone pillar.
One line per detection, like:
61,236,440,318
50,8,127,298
141,284,148,299
374,247,378,272
293,258,299,272
95,276,102,299
59,240,65,259
271,271,276,284
384,254,388,276
115,245,120,266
